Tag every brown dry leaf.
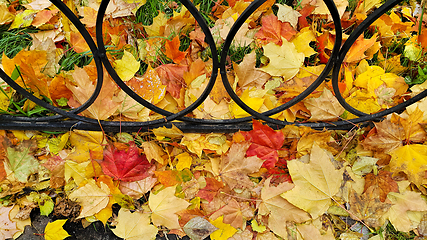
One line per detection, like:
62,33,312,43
364,170,398,202
349,186,391,227
234,52,270,89
397,108,427,143
362,120,405,153
281,144,344,219
259,177,310,239
304,88,345,121
218,142,264,190
43,155,66,189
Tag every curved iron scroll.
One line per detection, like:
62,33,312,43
0,0,421,133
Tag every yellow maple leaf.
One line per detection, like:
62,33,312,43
181,133,230,157
389,144,427,186
67,130,105,163
10,10,37,29
0,3,14,25
44,219,70,240
230,88,264,118
111,209,157,240
0,86,12,112
175,152,192,171
149,186,190,229
291,27,317,58
260,37,304,80
114,50,140,82
281,144,344,219
144,12,167,37
210,216,238,240
64,160,89,185
152,124,183,141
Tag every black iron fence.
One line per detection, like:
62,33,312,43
0,0,423,132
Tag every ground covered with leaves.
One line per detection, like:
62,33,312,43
3,0,427,238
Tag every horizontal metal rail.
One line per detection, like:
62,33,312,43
0,0,421,132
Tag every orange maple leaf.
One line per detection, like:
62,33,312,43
165,36,186,64
344,34,378,63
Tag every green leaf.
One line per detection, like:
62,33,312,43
6,140,39,182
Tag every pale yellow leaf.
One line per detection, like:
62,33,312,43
260,38,304,80
149,186,190,229
112,209,158,240
281,144,344,219
68,180,110,218
383,190,427,232
304,88,345,121
259,177,310,239
276,3,301,28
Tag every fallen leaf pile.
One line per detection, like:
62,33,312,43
0,116,426,239
2,0,427,238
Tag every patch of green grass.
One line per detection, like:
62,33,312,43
192,0,215,27
227,45,253,64
58,48,93,72
0,28,34,59
385,222,417,240
135,0,178,26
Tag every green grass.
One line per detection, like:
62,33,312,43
0,28,34,59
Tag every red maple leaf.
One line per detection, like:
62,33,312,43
196,177,223,202
265,157,292,185
255,14,296,46
101,142,152,182
241,120,285,169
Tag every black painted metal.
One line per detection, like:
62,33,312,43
0,0,419,132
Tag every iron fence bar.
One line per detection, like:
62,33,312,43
0,0,420,133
